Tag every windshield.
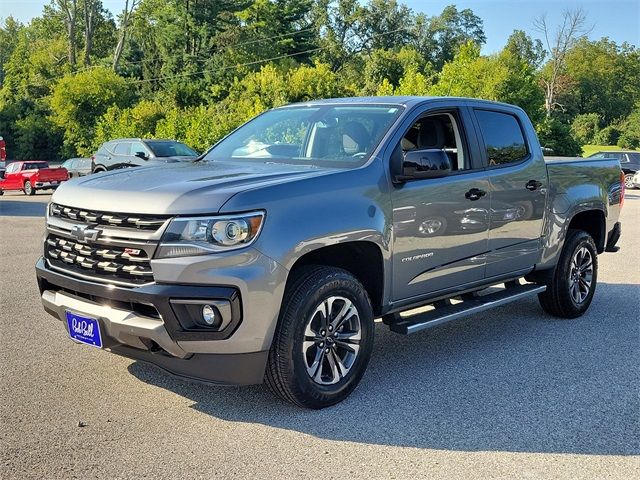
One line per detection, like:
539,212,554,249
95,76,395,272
146,141,198,158
203,105,403,168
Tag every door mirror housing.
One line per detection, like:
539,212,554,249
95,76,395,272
134,151,149,160
394,149,451,183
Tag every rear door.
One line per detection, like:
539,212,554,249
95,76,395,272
471,107,547,278
389,104,491,301
112,142,133,169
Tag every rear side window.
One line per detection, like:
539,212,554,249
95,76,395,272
114,142,130,155
475,110,528,166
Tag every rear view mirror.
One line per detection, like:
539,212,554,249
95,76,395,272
395,149,451,183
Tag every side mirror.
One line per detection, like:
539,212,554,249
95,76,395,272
0,170,5,179
134,151,148,160
394,149,451,183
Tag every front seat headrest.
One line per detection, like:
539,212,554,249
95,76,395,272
417,118,445,149
342,122,371,154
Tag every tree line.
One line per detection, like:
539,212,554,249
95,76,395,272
0,0,638,161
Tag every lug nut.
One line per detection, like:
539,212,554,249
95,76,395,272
328,325,333,332
319,342,324,348
325,348,330,353
320,330,326,336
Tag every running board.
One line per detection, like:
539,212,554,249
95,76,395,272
388,283,546,335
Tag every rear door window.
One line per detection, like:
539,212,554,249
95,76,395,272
474,110,528,166
114,143,131,155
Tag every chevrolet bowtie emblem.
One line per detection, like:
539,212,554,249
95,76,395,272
71,225,100,243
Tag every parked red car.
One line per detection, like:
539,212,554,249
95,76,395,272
0,161,69,196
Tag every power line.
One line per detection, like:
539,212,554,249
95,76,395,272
74,25,319,73
128,27,408,85
129,47,324,84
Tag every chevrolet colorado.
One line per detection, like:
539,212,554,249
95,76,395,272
36,97,624,408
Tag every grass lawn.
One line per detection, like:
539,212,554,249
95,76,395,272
581,144,638,157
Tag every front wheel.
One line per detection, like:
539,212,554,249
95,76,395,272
265,266,375,409
24,181,35,196
538,229,598,318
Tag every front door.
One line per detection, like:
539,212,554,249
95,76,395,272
390,107,491,301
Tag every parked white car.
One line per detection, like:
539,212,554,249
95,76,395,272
633,170,640,189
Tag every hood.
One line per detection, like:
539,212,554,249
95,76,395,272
52,161,333,215
150,155,196,163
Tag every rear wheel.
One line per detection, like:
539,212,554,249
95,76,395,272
624,173,634,189
538,229,598,318
266,266,375,409
24,181,35,196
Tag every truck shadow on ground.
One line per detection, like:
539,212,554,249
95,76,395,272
0,200,49,217
128,282,639,456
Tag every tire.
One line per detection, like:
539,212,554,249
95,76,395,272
624,173,634,189
537,229,598,318
265,266,375,409
24,181,35,196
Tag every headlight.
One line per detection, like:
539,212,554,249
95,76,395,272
156,211,265,258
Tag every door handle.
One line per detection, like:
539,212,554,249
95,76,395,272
526,180,543,191
465,188,487,201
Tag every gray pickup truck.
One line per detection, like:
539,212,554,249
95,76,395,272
36,97,624,408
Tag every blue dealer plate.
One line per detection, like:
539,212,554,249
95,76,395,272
65,311,103,348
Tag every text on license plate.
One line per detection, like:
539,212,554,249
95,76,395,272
65,311,103,348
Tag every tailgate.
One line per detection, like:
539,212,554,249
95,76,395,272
38,168,68,181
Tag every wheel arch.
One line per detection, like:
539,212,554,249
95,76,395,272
567,209,606,253
287,241,386,316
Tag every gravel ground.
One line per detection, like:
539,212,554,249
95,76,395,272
1,190,639,479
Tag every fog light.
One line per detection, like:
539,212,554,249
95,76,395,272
202,305,217,326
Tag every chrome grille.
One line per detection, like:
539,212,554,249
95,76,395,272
50,203,168,231
45,233,154,285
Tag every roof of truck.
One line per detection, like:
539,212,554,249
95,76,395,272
280,96,523,110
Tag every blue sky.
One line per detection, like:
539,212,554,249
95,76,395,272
3,0,639,53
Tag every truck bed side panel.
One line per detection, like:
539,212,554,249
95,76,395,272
538,158,622,269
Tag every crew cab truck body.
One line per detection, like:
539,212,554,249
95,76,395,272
1,161,69,195
35,97,623,408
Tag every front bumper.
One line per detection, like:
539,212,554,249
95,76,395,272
36,256,286,385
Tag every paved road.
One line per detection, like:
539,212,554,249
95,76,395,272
1,191,639,479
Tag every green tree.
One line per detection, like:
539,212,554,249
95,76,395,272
413,5,486,70
430,42,509,100
497,31,545,122
617,108,640,149
49,67,133,154
564,38,640,123
0,17,23,86
571,113,601,145
536,117,582,156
